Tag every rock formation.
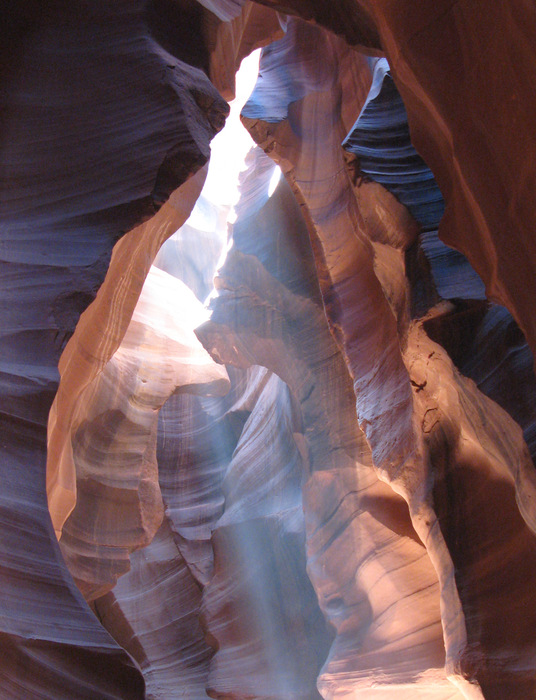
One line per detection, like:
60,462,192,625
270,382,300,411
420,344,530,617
58,266,229,601
1,1,536,698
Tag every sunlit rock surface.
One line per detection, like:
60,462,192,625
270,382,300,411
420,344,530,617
246,0,536,362
1,0,227,695
59,267,229,601
202,368,331,699
240,14,536,697
1,1,536,698
197,146,462,698
342,55,536,472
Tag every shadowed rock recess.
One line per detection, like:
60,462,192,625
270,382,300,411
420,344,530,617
1,1,536,698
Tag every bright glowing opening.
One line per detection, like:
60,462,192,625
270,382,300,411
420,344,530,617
151,49,263,326
268,166,281,197
202,49,261,214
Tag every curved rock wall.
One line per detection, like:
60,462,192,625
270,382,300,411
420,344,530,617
59,267,229,601
358,1,536,362
1,1,536,698
1,0,226,695
197,146,463,697
239,15,536,697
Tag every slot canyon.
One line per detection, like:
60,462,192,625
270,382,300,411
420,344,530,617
2,1,536,698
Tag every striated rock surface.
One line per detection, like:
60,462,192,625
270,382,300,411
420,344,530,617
59,267,229,601
197,145,462,697
341,55,536,475
2,1,536,698
407,321,536,697
356,1,536,361
1,0,227,694
343,57,444,233
244,0,536,363
205,0,283,101
96,515,214,700
239,15,536,697
202,368,331,700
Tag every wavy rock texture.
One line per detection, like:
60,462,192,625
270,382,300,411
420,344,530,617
354,1,536,362
242,19,417,479
342,56,536,473
202,368,331,700
343,58,445,233
254,0,382,55
2,1,536,699
96,515,214,700
245,0,536,363
407,322,536,698
205,0,283,101
341,57,485,303
240,16,536,698
241,23,468,690
94,372,250,699
343,56,536,476
59,267,229,601
197,146,463,698
0,0,227,695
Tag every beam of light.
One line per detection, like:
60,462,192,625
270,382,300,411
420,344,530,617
268,166,281,198
153,49,263,325
202,49,262,212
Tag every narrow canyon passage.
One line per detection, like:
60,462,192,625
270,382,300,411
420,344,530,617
2,2,536,699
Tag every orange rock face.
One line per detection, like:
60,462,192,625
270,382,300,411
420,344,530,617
359,2,536,363
1,2,536,699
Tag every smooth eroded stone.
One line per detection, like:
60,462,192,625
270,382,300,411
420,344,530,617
197,121,464,697
59,268,229,600
1,0,226,692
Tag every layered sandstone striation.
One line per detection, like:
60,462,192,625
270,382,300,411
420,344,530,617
59,267,229,601
1,1,536,699
197,144,464,697
239,14,536,697
1,0,227,695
